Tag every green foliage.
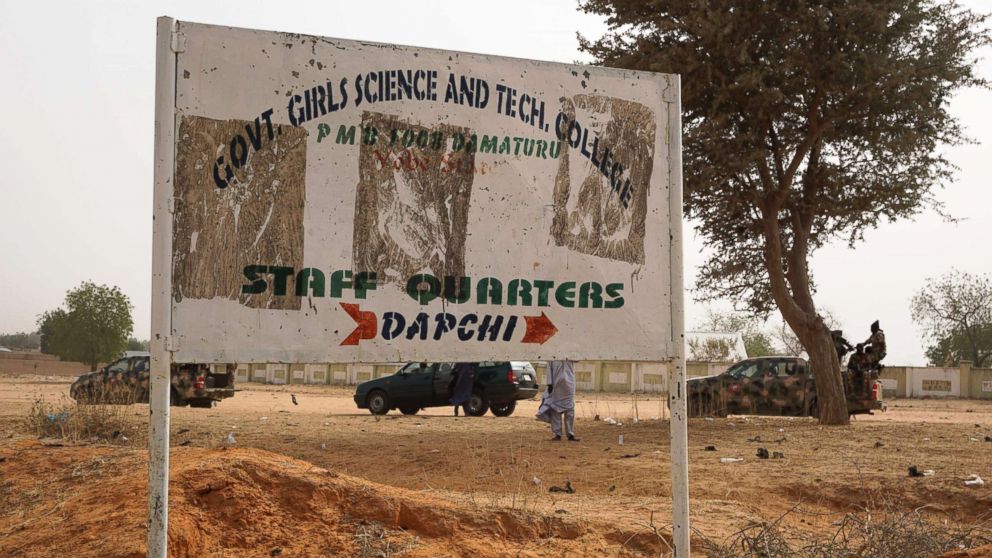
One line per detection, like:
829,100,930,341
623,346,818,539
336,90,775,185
697,309,776,357
745,334,777,358
126,338,149,352
687,337,735,361
579,0,988,312
37,282,134,370
579,0,988,423
912,270,992,367
0,331,41,350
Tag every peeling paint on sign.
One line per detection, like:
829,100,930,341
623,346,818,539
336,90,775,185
172,115,307,310
551,95,655,265
352,111,474,288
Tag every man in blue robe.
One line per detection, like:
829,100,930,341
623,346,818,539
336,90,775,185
450,362,477,416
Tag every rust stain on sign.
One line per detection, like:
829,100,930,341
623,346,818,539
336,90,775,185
551,95,655,265
352,111,475,287
172,115,307,310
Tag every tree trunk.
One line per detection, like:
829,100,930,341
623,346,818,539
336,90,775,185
793,321,849,425
760,205,849,425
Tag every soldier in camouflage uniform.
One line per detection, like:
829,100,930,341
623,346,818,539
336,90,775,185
845,344,870,396
863,320,886,369
831,330,854,361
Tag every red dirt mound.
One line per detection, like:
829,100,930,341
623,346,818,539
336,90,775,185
0,440,658,557
943,546,992,558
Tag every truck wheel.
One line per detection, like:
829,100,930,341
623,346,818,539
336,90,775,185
188,399,214,409
465,392,489,417
399,406,420,415
367,390,390,415
490,401,516,417
806,398,818,418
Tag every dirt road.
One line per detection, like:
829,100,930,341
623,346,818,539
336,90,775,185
2,375,991,557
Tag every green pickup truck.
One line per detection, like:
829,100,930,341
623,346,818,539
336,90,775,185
687,356,884,418
353,361,540,417
69,353,236,408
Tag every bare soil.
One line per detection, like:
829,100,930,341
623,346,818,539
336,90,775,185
2,374,991,557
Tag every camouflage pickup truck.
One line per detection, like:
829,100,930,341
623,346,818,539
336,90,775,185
70,352,236,408
687,356,883,418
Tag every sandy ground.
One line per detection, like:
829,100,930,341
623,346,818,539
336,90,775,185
2,374,992,557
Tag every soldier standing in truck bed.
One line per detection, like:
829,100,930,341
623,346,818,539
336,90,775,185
831,330,854,362
864,320,886,369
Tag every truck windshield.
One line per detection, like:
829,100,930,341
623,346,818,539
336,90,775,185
727,361,761,379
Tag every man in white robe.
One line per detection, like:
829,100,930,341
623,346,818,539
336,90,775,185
536,360,578,441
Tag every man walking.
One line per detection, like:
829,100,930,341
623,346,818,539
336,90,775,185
536,360,579,441
449,362,476,416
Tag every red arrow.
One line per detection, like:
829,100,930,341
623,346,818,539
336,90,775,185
522,311,557,344
340,303,377,346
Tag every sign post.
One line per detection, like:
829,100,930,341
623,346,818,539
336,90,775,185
666,78,690,555
151,17,689,556
149,17,177,558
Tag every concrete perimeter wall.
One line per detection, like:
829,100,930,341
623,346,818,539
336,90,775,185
878,361,991,400
226,359,992,400
228,360,730,394
8,349,987,400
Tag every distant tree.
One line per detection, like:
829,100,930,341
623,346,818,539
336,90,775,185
687,337,735,362
0,331,41,350
579,0,989,424
126,338,150,352
696,309,776,357
775,320,808,358
924,335,956,367
911,270,991,368
37,282,134,370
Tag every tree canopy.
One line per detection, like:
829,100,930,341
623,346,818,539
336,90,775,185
579,0,989,423
38,282,134,370
912,270,991,367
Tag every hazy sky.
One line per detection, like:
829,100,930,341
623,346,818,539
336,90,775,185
1,0,989,366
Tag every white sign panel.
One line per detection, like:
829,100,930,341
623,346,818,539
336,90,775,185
162,21,681,364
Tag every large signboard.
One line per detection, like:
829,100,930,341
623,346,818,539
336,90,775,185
162,21,681,364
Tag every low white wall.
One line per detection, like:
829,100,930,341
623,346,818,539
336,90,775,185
906,367,960,398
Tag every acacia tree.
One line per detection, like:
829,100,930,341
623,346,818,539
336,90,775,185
579,0,988,424
912,270,992,367
38,282,134,370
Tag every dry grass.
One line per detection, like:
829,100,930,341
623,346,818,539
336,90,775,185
23,394,137,443
696,505,992,558
352,521,418,558
459,437,547,514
